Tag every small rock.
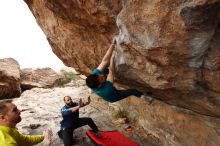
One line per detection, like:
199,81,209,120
29,124,41,129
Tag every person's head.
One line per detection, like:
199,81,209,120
0,100,21,128
63,96,73,106
86,74,106,89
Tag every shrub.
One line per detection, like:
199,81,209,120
60,70,79,84
112,108,128,119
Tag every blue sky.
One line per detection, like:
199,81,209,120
0,0,65,71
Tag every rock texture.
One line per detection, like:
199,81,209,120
20,68,64,90
120,96,220,146
24,0,220,145
24,0,121,74
114,0,220,118
0,58,21,99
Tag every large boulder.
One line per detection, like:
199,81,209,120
24,0,121,74
20,68,64,90
0,58,21,99
24,0,220,145
115,0,220,118
120,97,220,146
24,0,220,117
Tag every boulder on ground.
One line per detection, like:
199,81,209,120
20,68,64,90
0,58,21,99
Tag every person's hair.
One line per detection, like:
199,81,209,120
86,74,100,89
0,100,13,115
63,96,71,101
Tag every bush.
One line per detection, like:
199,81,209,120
60,70,79,84
112,108,128,119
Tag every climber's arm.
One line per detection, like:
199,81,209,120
97,38,116,71
107,51,115,83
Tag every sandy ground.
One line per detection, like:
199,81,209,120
13,84,158,146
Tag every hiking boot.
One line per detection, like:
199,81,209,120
94,131,102,138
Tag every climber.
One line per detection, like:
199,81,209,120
58,96,101,146
86,38,151,103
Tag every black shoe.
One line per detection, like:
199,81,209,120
93,131,102,138
57,130,63,139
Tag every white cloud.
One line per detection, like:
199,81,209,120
0,0,65,71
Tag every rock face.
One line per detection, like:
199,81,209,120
0,58,21,99
114,0,220,118
20,68,64,90
120,97,220,146
24,0,121,74
24,0,220,145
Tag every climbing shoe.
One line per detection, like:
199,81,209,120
94,131,102,138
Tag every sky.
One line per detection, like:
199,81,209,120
0,0,65,71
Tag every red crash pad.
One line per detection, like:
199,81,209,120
86,130,139,146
